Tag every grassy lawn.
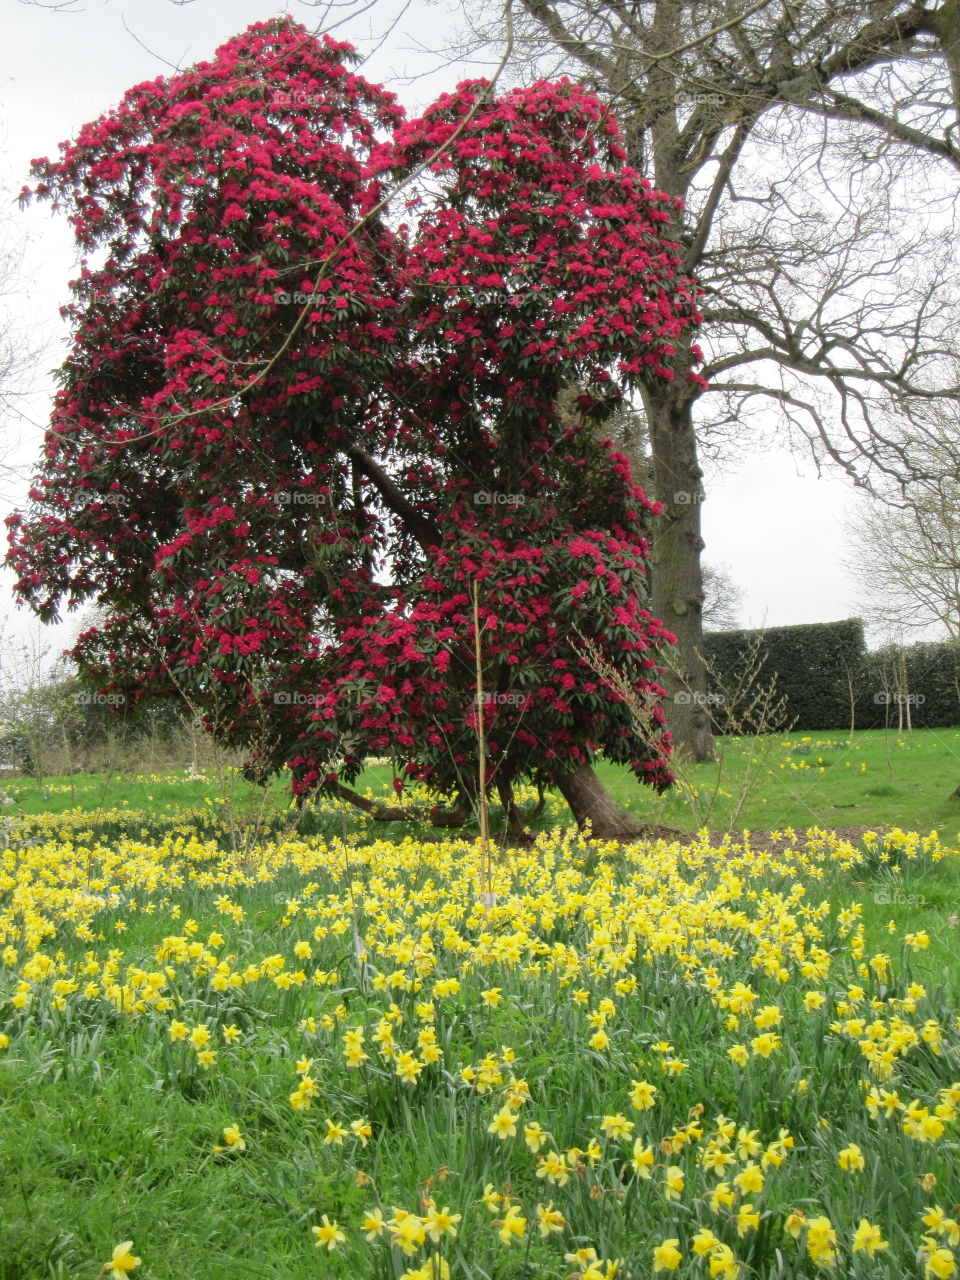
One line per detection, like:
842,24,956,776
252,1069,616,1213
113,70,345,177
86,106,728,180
597,726,960,835
5,726,960,836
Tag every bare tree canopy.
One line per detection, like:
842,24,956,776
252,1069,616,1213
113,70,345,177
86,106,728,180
844,414,960,644
702,563,745,632
0,189,48,494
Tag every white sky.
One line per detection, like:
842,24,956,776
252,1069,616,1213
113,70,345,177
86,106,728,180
0,0,882,660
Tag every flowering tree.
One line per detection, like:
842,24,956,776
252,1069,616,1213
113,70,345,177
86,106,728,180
8,18,706,837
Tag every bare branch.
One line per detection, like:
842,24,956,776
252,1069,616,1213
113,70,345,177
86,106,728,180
346,446,443,550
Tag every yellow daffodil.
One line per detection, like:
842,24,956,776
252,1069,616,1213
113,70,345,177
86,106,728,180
805,1215,838,1268
838,1142,865,1172
488,1107,519,1140
600,1113,634,1141
653,1238,682,1272
922,1238,957,1280
708,1243,739,1279
101,1242,140,1279
481,1183,503,1213
361,1209,386,1240
537,1151,570,1186
536,1202,566,1236
424,1204,461,1241
312,1215,345,1252
733,1163,764,1195
524,1121,547,1152
783,1210,806,1239
851,1219,888,1256
323,1119,348,1145
629,1080,657,1110
736,1204,760,1236
496,1205,527,1246
389,1210,426,1256
221,1124,245,1151
692,1228,720,1257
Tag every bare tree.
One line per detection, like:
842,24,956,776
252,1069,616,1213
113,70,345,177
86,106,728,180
1,183,49,493
0,623,77,782
702,563,744,632
410,0,960,761
844,475,960,643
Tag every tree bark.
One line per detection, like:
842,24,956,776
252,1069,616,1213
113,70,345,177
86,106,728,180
495,774,529,841
643,385,715,762
553,761,646,839
623,79,716,764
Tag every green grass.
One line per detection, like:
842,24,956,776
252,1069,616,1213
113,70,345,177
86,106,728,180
598,726,960,836
0,765,286,819
5,726,960,839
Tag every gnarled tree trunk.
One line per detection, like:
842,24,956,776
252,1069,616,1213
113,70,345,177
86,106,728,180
554,761,646,839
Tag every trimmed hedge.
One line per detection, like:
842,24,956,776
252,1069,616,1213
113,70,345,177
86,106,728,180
704,619,866,732
703,619,960,731
858,641,960,729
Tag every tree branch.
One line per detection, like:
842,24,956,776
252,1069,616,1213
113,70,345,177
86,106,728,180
517,0,615,80
818,4,936,82
326,780,470,826
811,88,960,170
682,117,758,271
346,446,443,550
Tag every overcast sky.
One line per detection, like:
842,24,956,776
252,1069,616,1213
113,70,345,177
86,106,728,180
0,0,880,658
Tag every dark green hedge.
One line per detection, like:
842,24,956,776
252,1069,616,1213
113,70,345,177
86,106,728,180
703,620,960,731
857,641,960,729
704,618,867,732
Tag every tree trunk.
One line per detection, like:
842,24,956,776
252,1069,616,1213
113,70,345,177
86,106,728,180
554,761,646,839
928,0,960,110
495,775,528,842
643,385,715,762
